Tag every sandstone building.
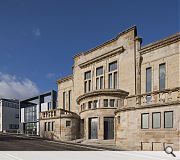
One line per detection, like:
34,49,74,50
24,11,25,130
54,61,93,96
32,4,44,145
40,26,180,151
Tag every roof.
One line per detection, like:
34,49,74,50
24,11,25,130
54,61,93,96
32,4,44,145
57,74,73,83
140,32,180,54
73,25,137,59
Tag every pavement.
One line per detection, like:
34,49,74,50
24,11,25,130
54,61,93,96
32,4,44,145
0,133,108,151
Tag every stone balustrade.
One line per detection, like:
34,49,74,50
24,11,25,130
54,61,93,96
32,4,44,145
40,108,77,119
124,87,180,107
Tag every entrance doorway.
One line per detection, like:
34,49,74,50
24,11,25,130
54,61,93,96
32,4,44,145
89,118,98,139
104,117,114,140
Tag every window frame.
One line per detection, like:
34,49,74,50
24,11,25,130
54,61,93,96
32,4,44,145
152,112,161,129
141,113,149,129
159,63,166,91
108,61,118,89
164,111,173,128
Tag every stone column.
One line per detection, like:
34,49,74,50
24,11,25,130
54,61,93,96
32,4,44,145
135,36,142,105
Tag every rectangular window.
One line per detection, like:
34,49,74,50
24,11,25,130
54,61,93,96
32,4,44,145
94,100,98,108
84,71,91,80
88,80,91,92
104,99,108,107
152,112,161,128
141,113,149,129
66,121,71,127
159,63,165,91
44,122,47,131
52,122,54,131
68,90,71,111
63,92,66,110
84,71,91,93
109,99,115,107
96,78,99,90
164,111,173,128
108,61,118,89
114,72,117,89
96,67,104,90
48,122,51,131
146,67,152,93
84,81,87,93
108,73,113,89
109,61,117,72
88,101,92,109
100,76,103,89
96,67,103,76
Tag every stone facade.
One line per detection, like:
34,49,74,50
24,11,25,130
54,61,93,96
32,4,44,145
40,26,180,150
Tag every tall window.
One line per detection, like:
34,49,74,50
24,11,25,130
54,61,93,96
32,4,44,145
63,92,66,109
152,112,161,128
68,90,71,111
48,122,51,131
84,71,91,93
44,122,47,131
146,67,152,102
108,61,118,89
141,113,149,129
159,63,165,91
52,122,54,131
164,111,173,128
96,67,104,90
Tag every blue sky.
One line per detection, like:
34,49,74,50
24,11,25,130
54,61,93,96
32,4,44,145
0,0,179,99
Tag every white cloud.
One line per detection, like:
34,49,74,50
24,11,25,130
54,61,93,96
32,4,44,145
0,72,40,100
32,27,41,37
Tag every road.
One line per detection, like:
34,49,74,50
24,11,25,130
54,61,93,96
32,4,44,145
0,133,103,151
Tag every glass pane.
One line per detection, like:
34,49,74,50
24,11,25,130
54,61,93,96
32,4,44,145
142,113,149,129
84,71,91,80
114,72,117,89
94,100,98,108
108,73,113,89
109,61,117,72
146,67,152,92
152,113,161,128
104,99,108,107
100,76,103,89
88,80,91,91
88,101,92,109
164,111,173,128
96,67,103,76
96,78,99,90
110,99,115,107
159,64,165,90
84,81,87,93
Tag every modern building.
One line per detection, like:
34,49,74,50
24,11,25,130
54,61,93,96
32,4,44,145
0,98,19,132
40,26,180,151
20,90,57,135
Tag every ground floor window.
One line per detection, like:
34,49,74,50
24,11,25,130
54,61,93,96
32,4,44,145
141,113,149,129
104,117,114,140
164,111,173,128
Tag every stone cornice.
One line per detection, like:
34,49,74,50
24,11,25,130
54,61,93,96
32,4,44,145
140,32,180,54
73,26,137,59
78,46,125,68
76,89,129,105
115,101,180,114
57,75,73,84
